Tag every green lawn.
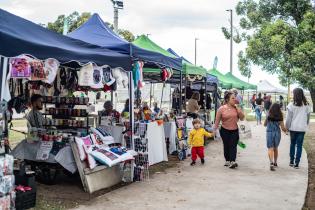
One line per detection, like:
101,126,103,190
9,119,27,148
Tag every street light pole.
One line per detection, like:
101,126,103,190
226,9,233,74
195,38,199,65
110,0,124,33
113,6,118,33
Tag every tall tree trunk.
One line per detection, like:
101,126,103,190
310,87,315,113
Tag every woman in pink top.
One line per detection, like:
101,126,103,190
214,91,245,169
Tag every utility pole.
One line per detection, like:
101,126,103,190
194,38,199,65
226,9,233,74
110,0,124,33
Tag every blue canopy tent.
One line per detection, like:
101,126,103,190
68,14,182,71
0,9,131,70
167,48,191,64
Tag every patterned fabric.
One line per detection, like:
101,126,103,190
266,120,281,148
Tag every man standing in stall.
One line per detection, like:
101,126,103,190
26,94,45,132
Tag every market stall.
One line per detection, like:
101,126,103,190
133,36,184,157
0,8,138,198
68,15,186,180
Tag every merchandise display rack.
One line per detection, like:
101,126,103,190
42,96,91,133
133,122,149,181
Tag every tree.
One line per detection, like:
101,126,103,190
44,11,135,42
223,0,315,111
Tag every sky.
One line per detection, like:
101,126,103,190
0,0,288,89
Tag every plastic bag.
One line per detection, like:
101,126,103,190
215,129,221,140
238,120,252,140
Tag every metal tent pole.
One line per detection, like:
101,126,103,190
179,71,183,115
204,77,207,120
160,83,165,109
149,83,153,108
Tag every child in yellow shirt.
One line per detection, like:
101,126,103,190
188,119,213,165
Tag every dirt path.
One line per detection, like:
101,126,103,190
71,122,308,210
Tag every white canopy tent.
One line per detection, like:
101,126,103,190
257,80,286,94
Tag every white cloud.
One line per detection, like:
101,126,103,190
0,0,288,88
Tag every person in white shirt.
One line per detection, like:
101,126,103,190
285,88,312,169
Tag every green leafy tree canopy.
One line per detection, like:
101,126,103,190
223,0,315,111
44,11,135,42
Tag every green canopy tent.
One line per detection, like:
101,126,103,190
224,72,257,90
183,62,207,76
133,35,183,109
133,35,182,83
208,68,233,89
133,35,207,80
133,35,208,114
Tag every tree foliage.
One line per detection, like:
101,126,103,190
44,11,135,42
226,0,315,111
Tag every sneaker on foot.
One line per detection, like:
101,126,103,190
270,163,275,171
273,163,278,167
201,159,205,164
289,161,294,167
229,162,237,169
190,161,196,166
294,164,299,169
224,161,230,167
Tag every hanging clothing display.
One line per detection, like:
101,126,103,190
9,55,32,78
91,65,104,89
30,59,46,81
161,68,173,81
78,63,94,87
112,67,128,88
44,58,59,84
133,61,144,88
172,87,180,110
102,65,116,86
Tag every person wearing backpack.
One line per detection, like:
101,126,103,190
285,88,312,169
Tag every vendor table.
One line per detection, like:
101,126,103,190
163,122,177,155
11,140,77,173
147,121,168,166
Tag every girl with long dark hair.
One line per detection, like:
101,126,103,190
214,91,245,169
264,103,287,171
285,88,312,169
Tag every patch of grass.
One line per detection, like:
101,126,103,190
303,123,315,210
31,198,67,210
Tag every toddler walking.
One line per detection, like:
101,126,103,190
264,103,287,171
188,119,213,166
